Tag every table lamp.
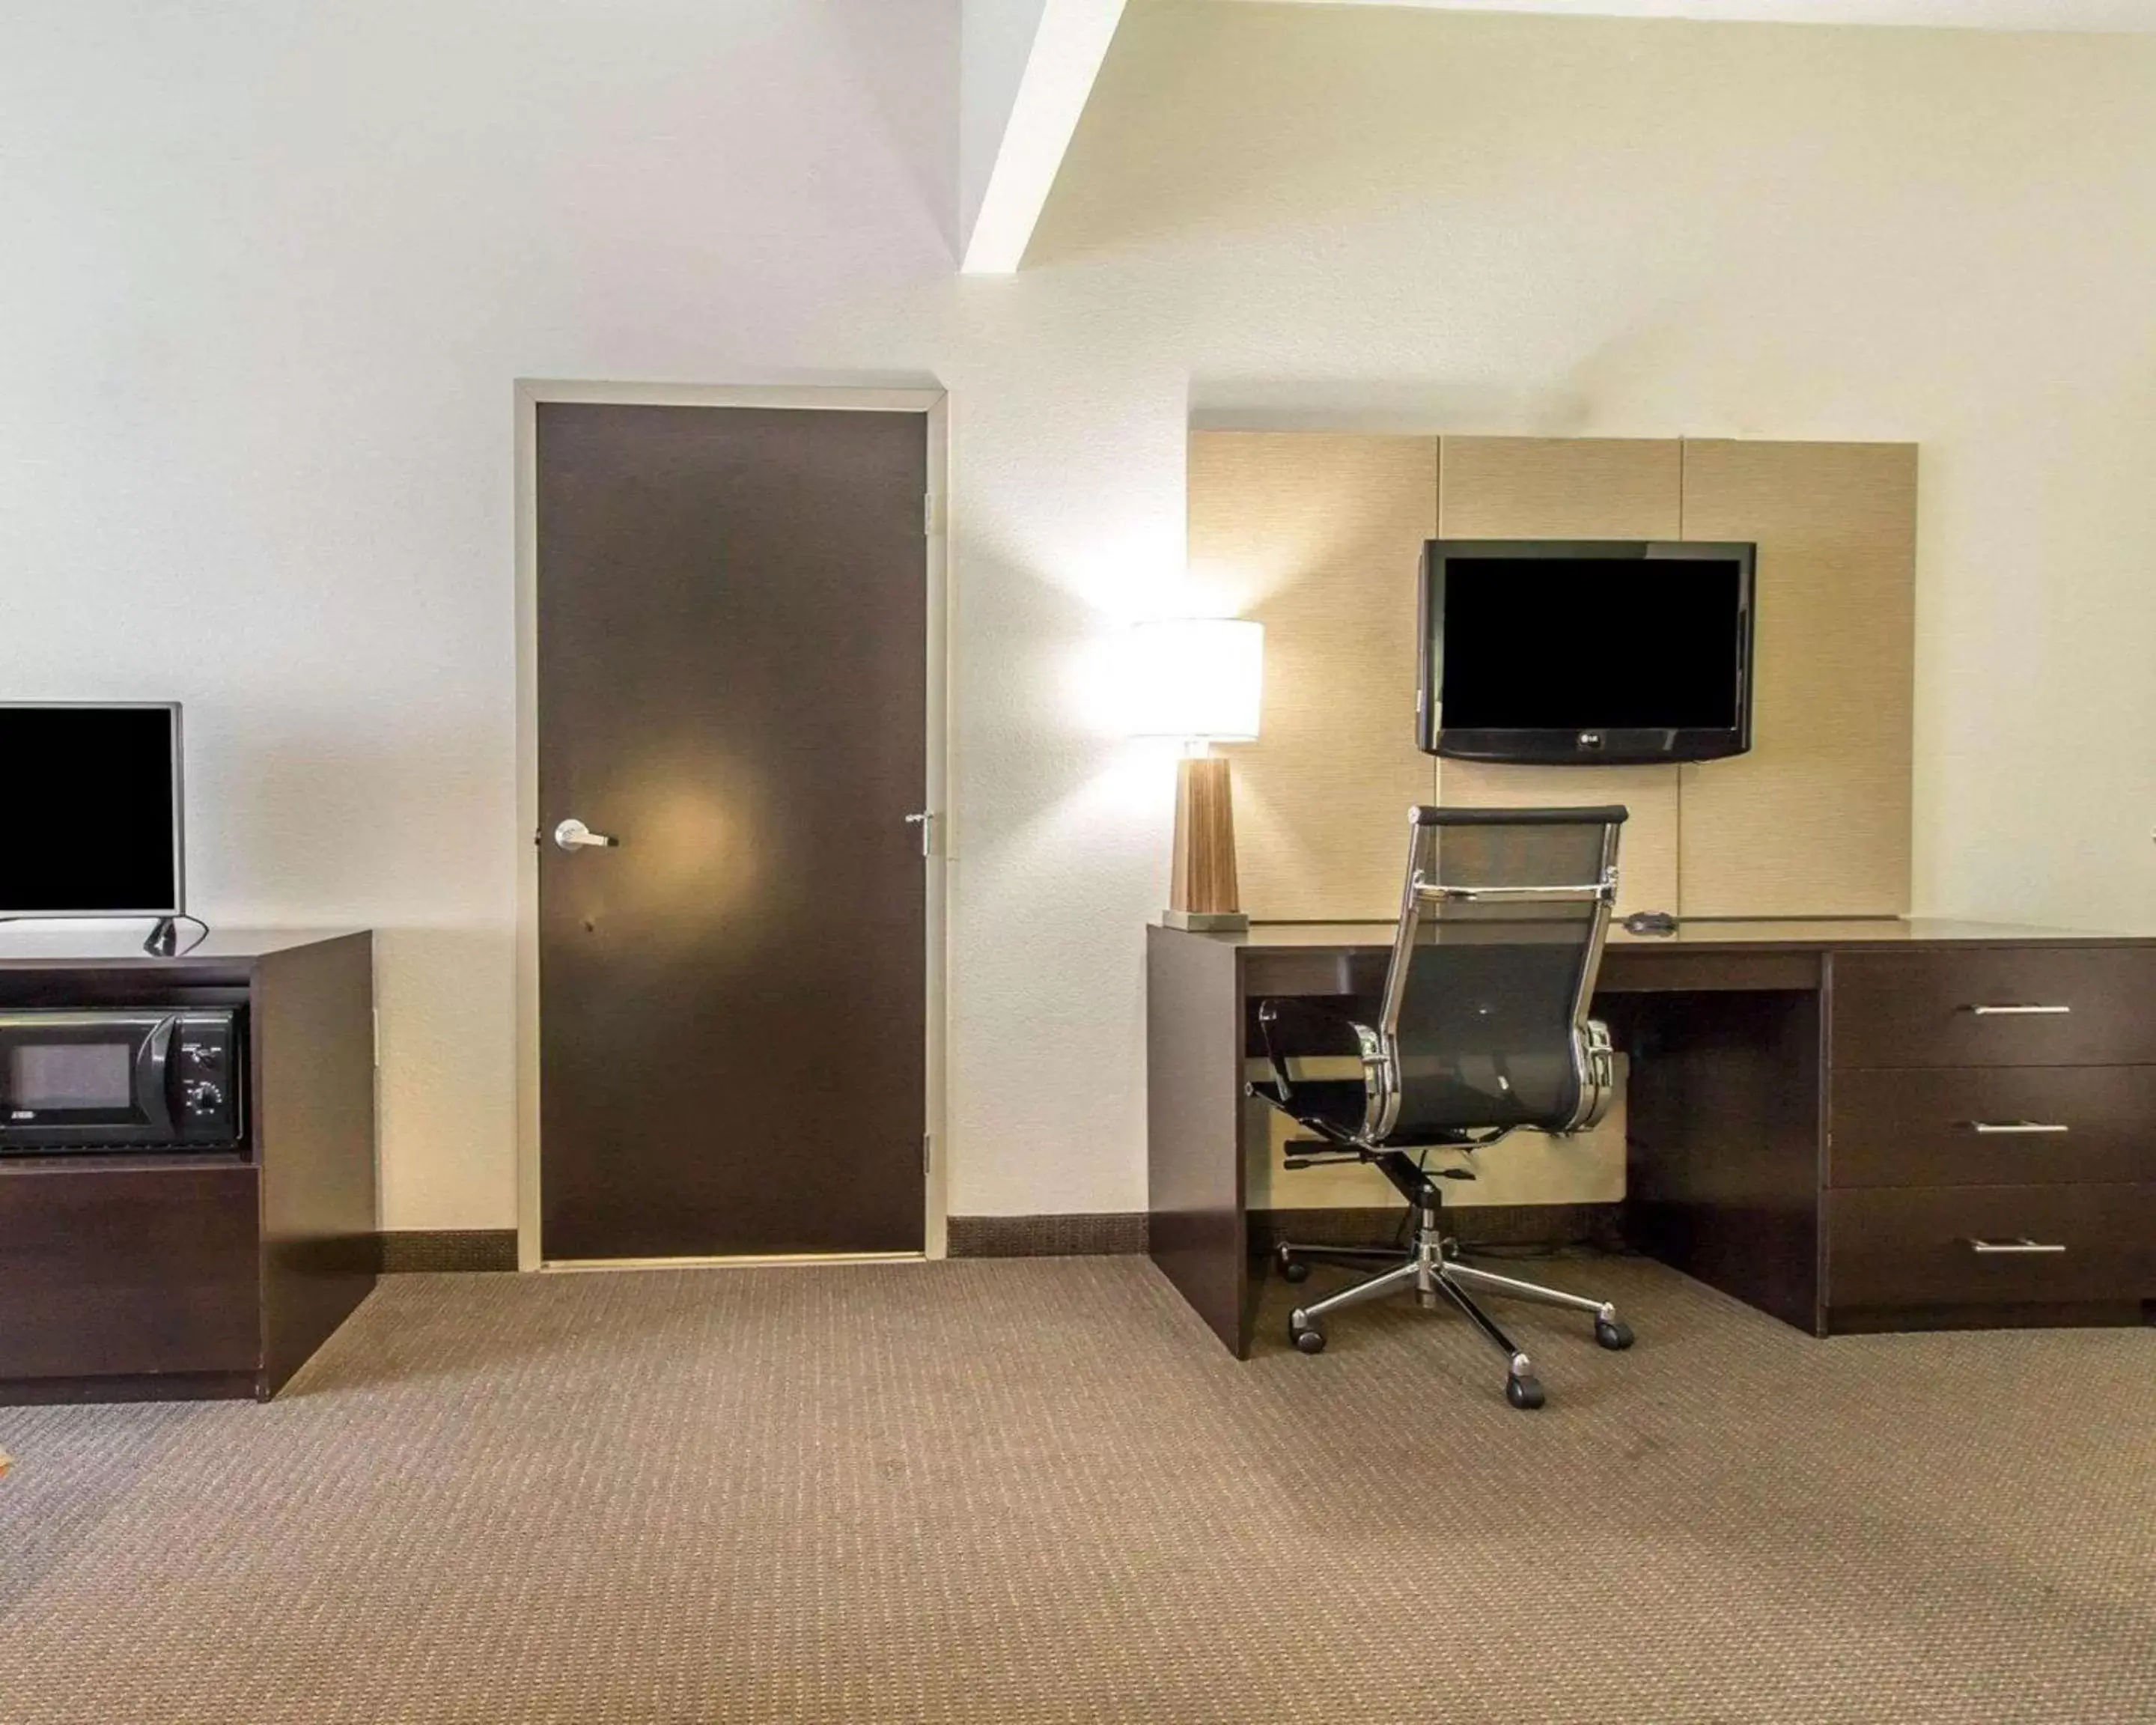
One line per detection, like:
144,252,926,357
1130,618,1264,931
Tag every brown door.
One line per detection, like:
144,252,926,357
536,402,928,1260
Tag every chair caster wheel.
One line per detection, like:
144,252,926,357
1276,1249,1311,1284
1595,1318,1634,1351
1505,1374,1545,1411
1291,1321,1327,1354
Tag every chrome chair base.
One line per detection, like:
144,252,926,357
1276,1153,1633,1408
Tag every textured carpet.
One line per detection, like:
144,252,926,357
1,1256,2152,1724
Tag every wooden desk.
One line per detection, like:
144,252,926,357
1148,918,2156,1357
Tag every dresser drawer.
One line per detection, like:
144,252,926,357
1830,1067,2156,1187
1827,1183,2156,1309
1831,948,2156,1069
0,1164,261,1380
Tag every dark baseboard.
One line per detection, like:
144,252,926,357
385,1221,1144,1268
0,1370,261,1406
377,1229,519,1273
948,1213,1149,1257
1249,1202,1626,1254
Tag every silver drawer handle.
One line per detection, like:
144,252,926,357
1964,1120,2071,1135
1964,1003,2071,1016
1964,1238,2068,1256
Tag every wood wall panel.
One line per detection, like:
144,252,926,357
1436,436,1682,540
1434,436,1684,914
1183,431,1916,931
1188,432,1437,920
1434,762,1681,916
1678,441,1916,917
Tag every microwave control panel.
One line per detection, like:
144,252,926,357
173,1013,242,1139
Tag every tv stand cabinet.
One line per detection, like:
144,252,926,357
0,929,376,1403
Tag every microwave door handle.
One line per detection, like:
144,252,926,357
138,1014,179,1139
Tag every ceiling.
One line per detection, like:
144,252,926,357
1207,1,2156,34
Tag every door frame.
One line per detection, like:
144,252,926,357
512,380,952,1272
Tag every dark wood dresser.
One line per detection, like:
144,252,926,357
1580,928,2156,1336
1816,944,2156,1331
0,929,376,1402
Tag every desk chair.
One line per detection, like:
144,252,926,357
1249,804,1633,1409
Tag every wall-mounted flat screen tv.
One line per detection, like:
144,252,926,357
0,703,184,917
1419,541,1755,766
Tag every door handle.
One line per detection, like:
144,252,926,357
1963,1003,2071,1015
553,818,619,852
1962,1120,2070,1135
904,811,934,857
1963,1238,2067,1255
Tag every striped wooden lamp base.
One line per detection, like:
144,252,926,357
1165,754,1246,931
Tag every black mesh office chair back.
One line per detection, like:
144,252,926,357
1387,810,1620,1141
1251,804,1631,1409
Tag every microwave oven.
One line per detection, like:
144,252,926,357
0,1007,243,1154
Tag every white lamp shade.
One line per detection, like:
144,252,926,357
1127,618,1264,741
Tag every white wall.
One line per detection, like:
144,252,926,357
6,1,2155,1228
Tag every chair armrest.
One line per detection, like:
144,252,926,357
1569,1017,1617,1133
1255,997,1382,1104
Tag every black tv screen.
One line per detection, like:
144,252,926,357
1419,541,1755,764
0,705,184,916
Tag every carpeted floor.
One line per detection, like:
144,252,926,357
1,1255,2152,1724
